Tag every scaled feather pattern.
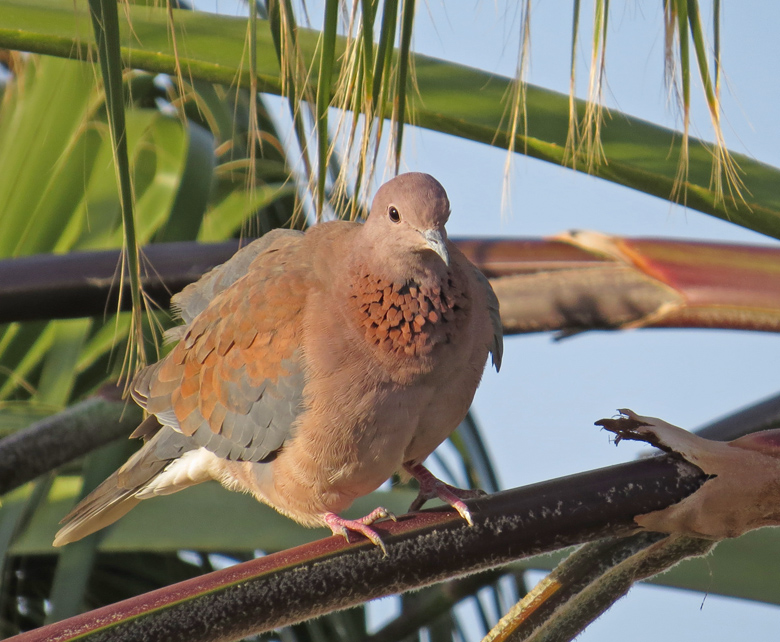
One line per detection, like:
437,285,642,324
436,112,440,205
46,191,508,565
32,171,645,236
54,173,503,551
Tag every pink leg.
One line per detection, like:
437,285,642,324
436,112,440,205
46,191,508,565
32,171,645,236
324,507,396,555
404,463,485,525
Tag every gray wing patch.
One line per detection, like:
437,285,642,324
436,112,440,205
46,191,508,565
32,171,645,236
133,229,308,464
138,351,305,463
187,358,305,462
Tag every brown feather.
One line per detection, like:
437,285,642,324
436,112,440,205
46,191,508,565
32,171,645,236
54,173,503,547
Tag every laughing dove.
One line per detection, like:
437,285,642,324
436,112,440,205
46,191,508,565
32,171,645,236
54,173,503,551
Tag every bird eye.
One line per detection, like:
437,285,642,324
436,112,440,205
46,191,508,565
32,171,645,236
388,206,401,223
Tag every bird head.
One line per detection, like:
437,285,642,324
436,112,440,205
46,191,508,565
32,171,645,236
363,173,452,272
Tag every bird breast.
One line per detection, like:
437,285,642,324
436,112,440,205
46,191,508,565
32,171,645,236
349,270,470,360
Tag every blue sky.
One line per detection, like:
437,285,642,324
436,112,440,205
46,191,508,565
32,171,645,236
196,2,780,639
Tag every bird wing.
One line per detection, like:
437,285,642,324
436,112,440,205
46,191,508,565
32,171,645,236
171,229,303,325
472,266,503,372
132,230,310,463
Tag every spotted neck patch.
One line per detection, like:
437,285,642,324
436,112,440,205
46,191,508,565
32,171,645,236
350,272,469,357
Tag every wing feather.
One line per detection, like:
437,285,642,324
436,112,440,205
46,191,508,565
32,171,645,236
132,231,310,463
472,267,503,371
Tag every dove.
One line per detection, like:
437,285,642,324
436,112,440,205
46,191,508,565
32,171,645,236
54,172,503,552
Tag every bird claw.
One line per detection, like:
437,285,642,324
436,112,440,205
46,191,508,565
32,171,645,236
404,463,484,525
356,506,397,524
324,507,394,555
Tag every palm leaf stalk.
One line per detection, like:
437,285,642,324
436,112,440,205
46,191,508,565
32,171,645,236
8,453,706,642
1,236,778,334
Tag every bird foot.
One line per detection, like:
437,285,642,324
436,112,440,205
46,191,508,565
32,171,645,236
404,463,485,525
324,507,396,555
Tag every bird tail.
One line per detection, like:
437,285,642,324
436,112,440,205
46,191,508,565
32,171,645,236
52,471,141,547
53,422,194,547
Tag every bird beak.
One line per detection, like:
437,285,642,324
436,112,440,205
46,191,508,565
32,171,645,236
421,229,450,266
